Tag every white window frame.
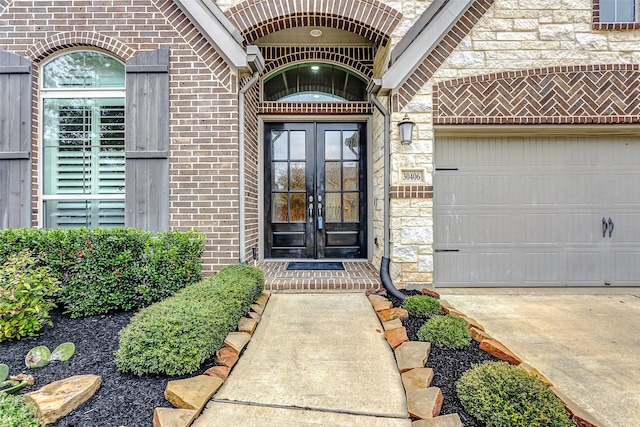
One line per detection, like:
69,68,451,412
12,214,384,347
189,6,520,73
39,50,126,229
599,0,638,23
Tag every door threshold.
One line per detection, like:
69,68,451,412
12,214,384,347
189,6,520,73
262,258,370,263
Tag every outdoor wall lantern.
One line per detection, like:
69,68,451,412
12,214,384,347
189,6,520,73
397,114,415,145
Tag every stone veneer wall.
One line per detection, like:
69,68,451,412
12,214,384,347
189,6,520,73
0,0,242,272
390,0,640,287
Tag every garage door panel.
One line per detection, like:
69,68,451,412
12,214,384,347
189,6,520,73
524,213,559,244
609,214,640,241
565,174,600,205
435,214,470,245
565,213,601,243
477,214,511,244
524,137,563,166
613,174,640,205
566,252,602,283
524,175,558,205
613,252,640,283
434,252,470,285
477,252,512,283
435,135,640,287
525,252,560,283
433,174,472,206
477,175,511,205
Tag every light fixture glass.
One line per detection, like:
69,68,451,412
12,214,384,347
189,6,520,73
310,29,323,37
311,65,320,72
397,114,415,145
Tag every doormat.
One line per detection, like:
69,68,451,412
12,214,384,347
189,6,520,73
286,262,345,271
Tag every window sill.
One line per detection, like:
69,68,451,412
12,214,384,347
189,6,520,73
592,22,640,30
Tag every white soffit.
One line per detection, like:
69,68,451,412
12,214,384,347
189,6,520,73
173,0,255,73
380,0,474,91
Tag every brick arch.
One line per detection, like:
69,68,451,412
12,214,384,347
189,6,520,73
26,32,135,63
263,52,372,79
225,0,401,46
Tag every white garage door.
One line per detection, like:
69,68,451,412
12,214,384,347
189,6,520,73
434,135,640,287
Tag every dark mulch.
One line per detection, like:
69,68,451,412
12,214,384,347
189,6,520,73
0,309,214,427
387,290,498,426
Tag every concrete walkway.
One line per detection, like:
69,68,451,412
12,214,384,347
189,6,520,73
193,293,411,426
438,287,640,427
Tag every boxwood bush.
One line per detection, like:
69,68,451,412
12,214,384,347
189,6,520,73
115,264,264,376
402,295,442,318
0,250,60,342
417,315,471,349
456,361,575,427
0,393,43,427
0,228,204,317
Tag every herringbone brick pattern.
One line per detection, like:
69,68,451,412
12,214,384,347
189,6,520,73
433,65,640,125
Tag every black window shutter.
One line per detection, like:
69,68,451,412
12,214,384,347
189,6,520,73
125,49,170,231
0,51,32,229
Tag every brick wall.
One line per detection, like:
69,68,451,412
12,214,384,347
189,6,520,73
0,0,241,272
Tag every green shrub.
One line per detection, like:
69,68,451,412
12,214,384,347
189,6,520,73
0,228,204,317
0,251,60,342
417,315,471,349
115,264,264,376
402,295,442,318
456,361,575,427
0,388,43,427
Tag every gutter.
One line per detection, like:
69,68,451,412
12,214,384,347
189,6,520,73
368,83,406,301
238,70,261,263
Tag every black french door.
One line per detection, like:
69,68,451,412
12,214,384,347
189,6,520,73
264,122,367,259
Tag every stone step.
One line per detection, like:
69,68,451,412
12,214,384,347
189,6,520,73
479,339,522,365
224,332,251,354
237,316,258,334
401,367,434,391
382,318,403,331
384,326,409,349
395,341,431,373
23,374,101,425
215,346,240,368
165,375,223,411
412,413,463,426
407,387,443,419
153,407,197,427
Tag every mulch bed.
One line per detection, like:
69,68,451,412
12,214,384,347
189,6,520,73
387,290,498,426
0,309,215,427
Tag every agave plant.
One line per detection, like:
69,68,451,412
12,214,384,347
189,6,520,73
25,342,75,368
0,364,29,394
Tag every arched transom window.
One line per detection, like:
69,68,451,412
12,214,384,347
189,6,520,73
263,63,368,102
41,51,126,229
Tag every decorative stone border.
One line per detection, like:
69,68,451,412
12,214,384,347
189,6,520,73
152,290,272,427
367,291,602,427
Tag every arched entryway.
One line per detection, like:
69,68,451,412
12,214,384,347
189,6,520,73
226,0,401,261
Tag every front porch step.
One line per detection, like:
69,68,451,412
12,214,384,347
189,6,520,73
258,261,381,291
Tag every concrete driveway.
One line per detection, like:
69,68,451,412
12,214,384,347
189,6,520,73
438,287,640,427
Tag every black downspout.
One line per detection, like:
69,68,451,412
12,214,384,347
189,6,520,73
369,93,406,301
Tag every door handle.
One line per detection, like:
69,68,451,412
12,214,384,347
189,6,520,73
608,217,614,238
308,203,313,222
602,217,608,238
318,202,322,217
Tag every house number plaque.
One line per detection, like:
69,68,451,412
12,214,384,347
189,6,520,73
401,169,425,183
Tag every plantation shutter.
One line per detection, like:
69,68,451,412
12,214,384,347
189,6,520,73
0,51,32,229
125,49,170,231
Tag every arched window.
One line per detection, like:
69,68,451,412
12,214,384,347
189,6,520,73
263,63,368,102
41,51,126,228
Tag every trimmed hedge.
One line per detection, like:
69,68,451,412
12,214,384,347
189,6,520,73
417,315,471,350
0,393,43,427
115,264,265,376
456,361,575,427
402,295,442,318
0,228,204,317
